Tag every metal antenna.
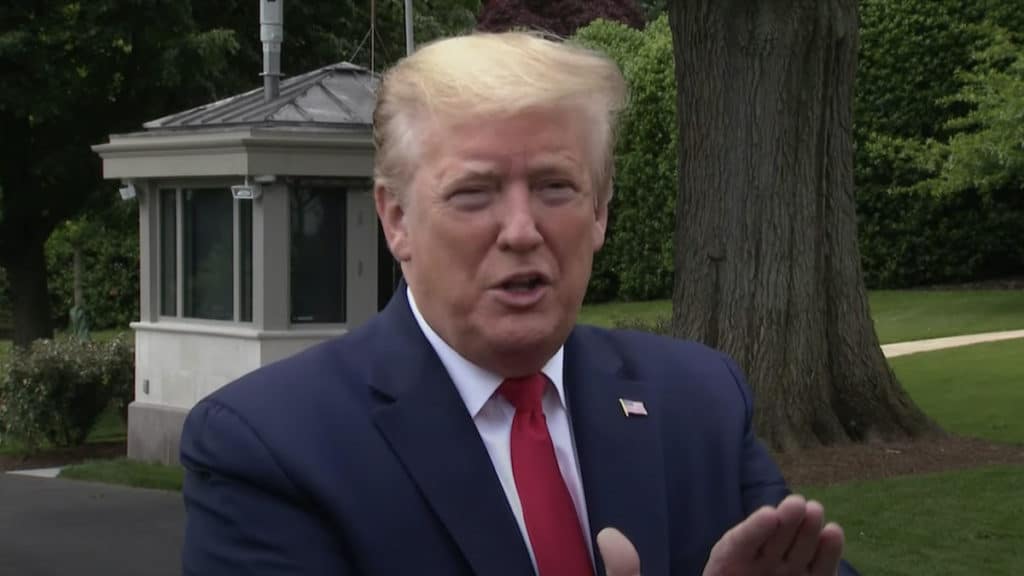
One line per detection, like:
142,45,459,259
404,0,414,56
370,0,376,72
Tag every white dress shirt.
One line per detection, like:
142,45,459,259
407,288,594,568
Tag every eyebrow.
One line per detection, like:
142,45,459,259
440,154,584,188
439,165,502,190
527,153,584,177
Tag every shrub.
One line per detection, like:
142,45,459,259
101,334,135,424
0,335,134,450
856,0,983,142
856,21,1024,288
923,26,1024,198
46,201,139,331
857,184,1024,288
576,16,677,302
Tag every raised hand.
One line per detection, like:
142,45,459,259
702,494,845,576
599,495,845,576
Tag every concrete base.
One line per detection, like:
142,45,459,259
128,402,189,466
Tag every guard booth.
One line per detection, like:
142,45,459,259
93,62,400,464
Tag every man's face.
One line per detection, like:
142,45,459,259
376,106,608,376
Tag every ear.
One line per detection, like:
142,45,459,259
375,183,412,262
592,193,609,252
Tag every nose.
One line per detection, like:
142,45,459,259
496,184,543,253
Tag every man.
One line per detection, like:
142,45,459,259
181,32,857,575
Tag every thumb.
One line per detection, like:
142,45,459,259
597,527,641,576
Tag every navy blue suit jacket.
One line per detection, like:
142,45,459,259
181,289,857,575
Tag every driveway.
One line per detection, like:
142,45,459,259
0,474,183,576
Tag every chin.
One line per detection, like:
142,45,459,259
484,319,566,357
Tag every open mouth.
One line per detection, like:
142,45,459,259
499,274,548,293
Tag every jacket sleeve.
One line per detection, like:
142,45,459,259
180,399,353,575
723,356,861,576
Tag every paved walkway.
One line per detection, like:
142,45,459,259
0,473,183,576
881,329,1024,358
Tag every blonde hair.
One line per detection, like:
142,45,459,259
373,31,627,205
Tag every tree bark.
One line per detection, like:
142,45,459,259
668,0,936,451
8,237,54,348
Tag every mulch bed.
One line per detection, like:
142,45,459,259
0,440,126,472
776,435,1024,487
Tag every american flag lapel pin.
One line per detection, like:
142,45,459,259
619,398,648,417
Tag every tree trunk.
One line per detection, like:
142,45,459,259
7,236,54,348
668,0,937,451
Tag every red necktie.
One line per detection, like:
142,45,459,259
500,374,593,576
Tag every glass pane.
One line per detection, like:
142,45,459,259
183,188,234,321
159,189,177,316
290,187,346,323
239,199,253,323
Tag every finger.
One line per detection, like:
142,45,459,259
718,505,780,561
809,522,845,576
784,499,826,568
598,527,641,576
758,494,807,563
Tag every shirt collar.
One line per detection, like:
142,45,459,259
407,287,565,418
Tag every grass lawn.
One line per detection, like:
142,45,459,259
798,338,1024,575
804,465,1024,576
890,338,1024,444
870,290,1024,344
60,458,183,491
577,299,671,329
578,289,1024,344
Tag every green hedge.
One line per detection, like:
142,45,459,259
855,3,1024,288
857,185,1024,288
0,334,134,450
576,16,676,302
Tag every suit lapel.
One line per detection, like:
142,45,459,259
565,328,671,576
367,289,534,576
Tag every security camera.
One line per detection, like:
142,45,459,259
231,184,261,200
119,182,137,200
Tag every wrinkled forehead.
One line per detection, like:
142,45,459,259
411,109,592,184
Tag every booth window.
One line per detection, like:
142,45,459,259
290,187,346,323
239,199,254,323
158,187,253,322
